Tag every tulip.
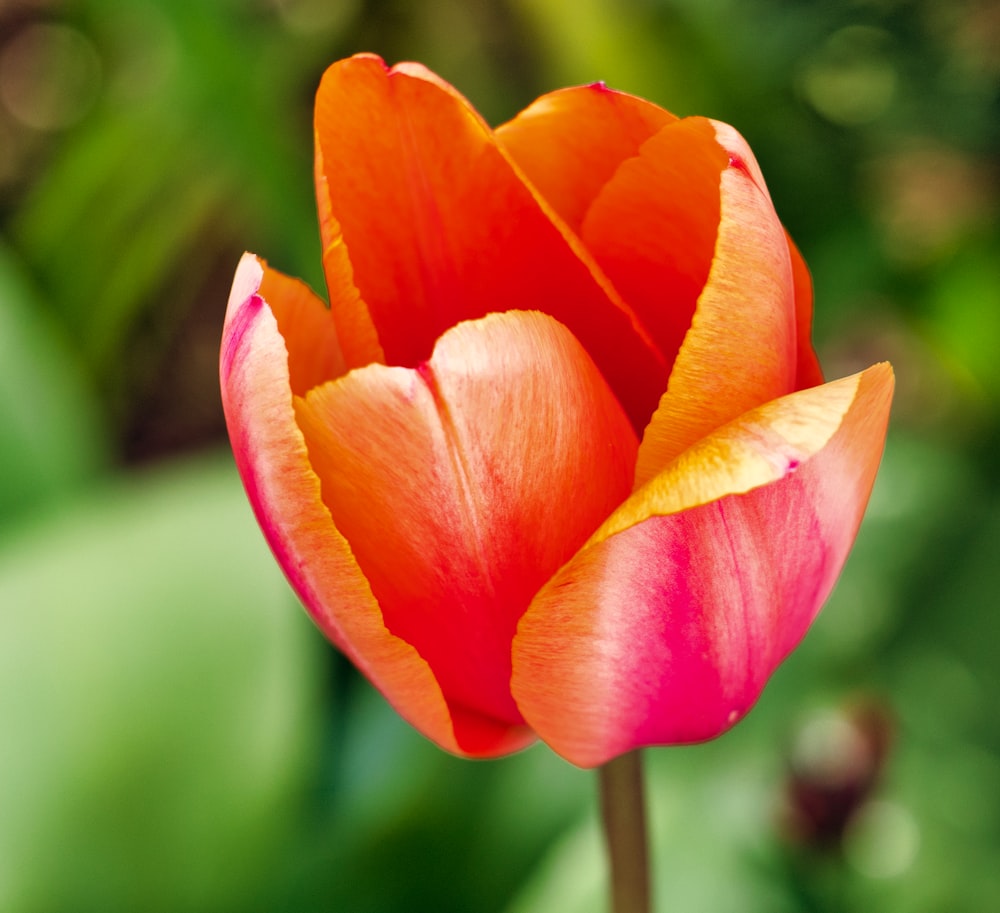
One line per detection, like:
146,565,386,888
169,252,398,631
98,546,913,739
220,53,893,769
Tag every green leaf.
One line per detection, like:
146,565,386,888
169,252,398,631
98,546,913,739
0,454,324,913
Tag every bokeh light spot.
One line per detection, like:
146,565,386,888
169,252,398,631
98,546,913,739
799,26,897,126
0,23,102,130
792,712,873,788
845,799,920,878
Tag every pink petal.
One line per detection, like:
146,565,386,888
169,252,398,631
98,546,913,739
512,364,894,767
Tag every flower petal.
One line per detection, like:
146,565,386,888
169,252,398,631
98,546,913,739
221,253,533,757
313,53,668,430
256,260,347,395
314,144,385,370
787,232,825,390
633,121,800,487
495,83,675,234
579,116,727,385
294,309,638,733
512,363,894,767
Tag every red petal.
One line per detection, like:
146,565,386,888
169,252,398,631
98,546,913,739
313,53,667,430
495,83,675,233
512,364,894,767
221,253,533,758
633,121,801,486
294,309,638,732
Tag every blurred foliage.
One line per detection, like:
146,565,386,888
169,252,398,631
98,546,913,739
0,0,997,911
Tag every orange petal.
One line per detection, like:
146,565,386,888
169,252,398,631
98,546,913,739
580,116,727,385
512,364,894,767
294,309,638,732
221,253,533,758
257,261,347,395
495,83,675,234
787,232,825,390
314,143,385,370
313,53,668,431
633,121,799,487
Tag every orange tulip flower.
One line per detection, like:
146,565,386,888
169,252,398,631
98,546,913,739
220,54,893,768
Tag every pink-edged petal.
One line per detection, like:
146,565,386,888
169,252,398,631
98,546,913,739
313,53,668,431
633,121,799,487
512,363,894,767
221,253,533,758
787,233,825,390
293,310,638,732
495,83,675,233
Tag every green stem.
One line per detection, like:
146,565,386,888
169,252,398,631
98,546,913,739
599,750,652,913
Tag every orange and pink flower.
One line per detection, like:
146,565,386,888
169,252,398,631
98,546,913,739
220,54,893,768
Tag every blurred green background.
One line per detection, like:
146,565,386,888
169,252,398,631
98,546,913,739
1,0,997,910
